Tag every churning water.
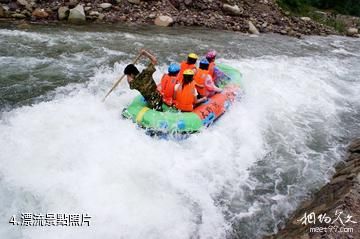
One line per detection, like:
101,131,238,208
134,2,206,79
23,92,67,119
0,23,359,239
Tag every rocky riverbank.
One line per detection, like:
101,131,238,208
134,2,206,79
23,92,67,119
1,0,358,37
265,139,360,239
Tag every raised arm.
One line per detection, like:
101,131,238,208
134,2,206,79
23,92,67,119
140,49,158,65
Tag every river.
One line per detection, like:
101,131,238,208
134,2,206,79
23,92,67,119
0,22,359,239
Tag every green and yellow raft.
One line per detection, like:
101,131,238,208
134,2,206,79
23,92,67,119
122,64,243,134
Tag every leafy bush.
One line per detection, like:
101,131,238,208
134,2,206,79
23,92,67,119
278,0,360,16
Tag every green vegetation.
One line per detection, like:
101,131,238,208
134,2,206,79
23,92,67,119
277,0,360,33
278,0,360,17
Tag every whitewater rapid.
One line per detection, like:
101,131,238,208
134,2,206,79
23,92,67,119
0,24,359,239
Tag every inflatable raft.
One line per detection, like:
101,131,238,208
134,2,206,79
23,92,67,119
122,64,243,134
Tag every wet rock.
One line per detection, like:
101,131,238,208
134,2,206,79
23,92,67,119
0,0,10,3
58,6,69,20
154,15,173,27
17,21,30,29
248,20,259,34
349,139,360,153
32,8,48,18
68,4,86,23
222,4,243,16
99,3,112,10
265,138,360,239
0,5,4,18
128,0,140,4
347,27,359,37
12,13,26,18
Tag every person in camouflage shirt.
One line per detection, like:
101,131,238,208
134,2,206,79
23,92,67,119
124,49,163,111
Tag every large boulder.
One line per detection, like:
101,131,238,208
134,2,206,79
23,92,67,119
58,6,69,20
68,4,86,23
248,21,259,35
154,15,173,27
347,27,359,37
222,4,243,16
32,8,49,18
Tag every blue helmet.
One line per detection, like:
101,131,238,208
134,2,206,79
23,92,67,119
200,58,209,65
168,63,180,73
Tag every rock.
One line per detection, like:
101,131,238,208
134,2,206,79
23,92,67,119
349,139,360,152
21,9,30,17
84,7,91,11
32,8,48,18
300,17,311,21
98,13,105,20
184,0,192,5
128,0,140,4
0,0,10,3
58,6,69,20
148,12,156,19
314,10,327,18
12,13,26,18
68,0,79,8
17,0,33,11
223,4,243,16
99,3,112,10
89,11,100,16
347,27,359,37
248,21,259,35
68,4,86,23
154,15,173,27
0,5,4,18
9,1,18,11
17,22,30,29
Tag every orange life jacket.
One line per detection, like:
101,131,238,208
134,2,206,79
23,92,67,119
159,74,178,105
179,61,197,82
208,62,216,80
194,68,211,97
175,81,196,112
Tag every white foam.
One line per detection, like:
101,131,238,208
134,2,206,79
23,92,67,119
0,43,359,239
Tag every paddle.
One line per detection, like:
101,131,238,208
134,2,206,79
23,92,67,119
102,52,143,102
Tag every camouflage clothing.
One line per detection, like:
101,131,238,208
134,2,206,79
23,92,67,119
129,63,163,111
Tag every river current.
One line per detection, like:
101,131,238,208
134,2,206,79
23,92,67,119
0,23,359,239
